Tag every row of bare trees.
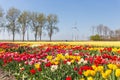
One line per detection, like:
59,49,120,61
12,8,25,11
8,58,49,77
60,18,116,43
91,24,120,40
0,7,59,41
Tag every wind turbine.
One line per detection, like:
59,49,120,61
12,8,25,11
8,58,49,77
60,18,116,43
72,23,79,41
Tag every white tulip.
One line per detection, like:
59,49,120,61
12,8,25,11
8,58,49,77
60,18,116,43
83,60,88,64
67,62,71,65
65,53,69,56
80,58,84,62
51,65,58,72
77,60,81,64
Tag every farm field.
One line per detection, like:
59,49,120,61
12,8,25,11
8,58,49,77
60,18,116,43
0,0,120,80
6,41,120,47
0,42,120,80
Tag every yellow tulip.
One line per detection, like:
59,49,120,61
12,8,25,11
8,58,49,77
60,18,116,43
102,73,107,79
87,76,93,80
47,55,53,60
54,61,59,65
76,56,81,61
115,69,120,77
113,65,118,70
61,56,65,60
70,60,75,63
83,71,89,77
69,55,74,59
34,63,40,69
50,60,55,64
108,64,113,69
92,65,97,71
105,69,112,75
98,66,104,72
108,64,118,70
80,78,85,80
57,54,63,58
90,70,96,76
55,57,60,61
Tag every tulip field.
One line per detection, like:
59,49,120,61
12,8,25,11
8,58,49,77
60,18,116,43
1,42,120,80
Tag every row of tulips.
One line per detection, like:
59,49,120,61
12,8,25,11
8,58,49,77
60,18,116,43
0,43,120,80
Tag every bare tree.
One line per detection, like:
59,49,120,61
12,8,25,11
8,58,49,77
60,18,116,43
6,7,20,41
46,14,59,41
109,30,114,39
91,26,95,35
91,24,111,40
29,12,39,41
18,11,30,41
0,7,5,39
115,29,120,40
0,7,3,17
96,24,104,36
37,13,46,40
103,26,110,39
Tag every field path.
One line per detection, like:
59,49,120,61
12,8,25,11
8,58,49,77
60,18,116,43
0,68,16,80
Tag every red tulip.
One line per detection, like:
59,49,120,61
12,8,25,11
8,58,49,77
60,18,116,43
63,60,67,64
30,69,36,75
45,62,52,67
74,67,78,71
78,70,82,75
38,68,42,71
66,76,72,80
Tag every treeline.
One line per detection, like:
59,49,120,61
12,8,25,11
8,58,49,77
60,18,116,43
0,7,59,41
90,24,120,41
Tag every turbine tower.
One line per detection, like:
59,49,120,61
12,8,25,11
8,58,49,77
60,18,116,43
72,23,79,41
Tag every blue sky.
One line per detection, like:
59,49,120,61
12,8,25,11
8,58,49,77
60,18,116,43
0,0,120,40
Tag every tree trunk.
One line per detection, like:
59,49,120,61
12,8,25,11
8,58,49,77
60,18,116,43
49,27,52,41
22,32,25,41
35,29,37,41
35,33,37,41
27,28,29,41
39,32,42,41
22,24,26,41
13,31,15,42
13,23,15,42
49,33,52,41
50,36,51,41
40,35,41,41
39,27,42,41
